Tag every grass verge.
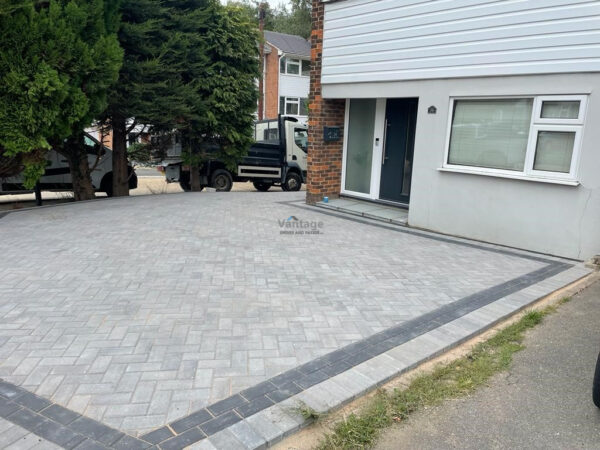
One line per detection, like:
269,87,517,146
317,301,568,450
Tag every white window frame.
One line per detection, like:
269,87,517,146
280,57,309,77
534,95,587,125
285,58,300,76
441,95,587,185
280,96,308,116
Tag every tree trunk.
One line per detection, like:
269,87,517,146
190,164,202,191
66,138,96,201
112,116,130,197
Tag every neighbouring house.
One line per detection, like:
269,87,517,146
262,30,311,123
307,0,600,260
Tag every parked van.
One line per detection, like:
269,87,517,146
0,133,137,197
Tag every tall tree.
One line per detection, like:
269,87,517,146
163,0,260,192
0,0,122,199
226,0,311,39
0,1,41,15
195,2,260,169
271,0,311,39
160,0,210,191
103,0,189,197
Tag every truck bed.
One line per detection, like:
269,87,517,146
241,143,285,167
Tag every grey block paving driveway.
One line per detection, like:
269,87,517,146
0,191,579,443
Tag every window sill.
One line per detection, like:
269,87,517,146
437,167,580,186
280,73,310,78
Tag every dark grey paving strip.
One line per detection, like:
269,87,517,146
0,383,153,449
170,409,212,434
279,200,578,265
158,427,206,450
144,260,572,448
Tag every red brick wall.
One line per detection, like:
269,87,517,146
264,48,280,120
306,0,346,204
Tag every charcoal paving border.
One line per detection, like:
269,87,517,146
0,380,152,449
135,202,576,448
139,262,572,448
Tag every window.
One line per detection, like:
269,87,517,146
254,120,279,143
301,60,310,76
300,98,309,116
448,99,532,171
280,57,310,77
445,95,586,182
280,96,309,116
84,135,106,156
294,128,308,152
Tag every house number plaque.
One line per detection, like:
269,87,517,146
324,126,341,142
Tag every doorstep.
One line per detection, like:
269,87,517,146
316,197,408,225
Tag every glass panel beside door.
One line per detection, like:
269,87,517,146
344,99,377,194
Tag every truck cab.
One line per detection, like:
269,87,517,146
162,116,308,192
249,117,307,191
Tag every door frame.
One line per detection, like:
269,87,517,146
340,98,387,200
341,98,416,204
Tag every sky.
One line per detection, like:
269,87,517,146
221,0,292,10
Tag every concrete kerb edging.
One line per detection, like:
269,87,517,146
0,189,296,219
0,190,193,219
207,265,598,450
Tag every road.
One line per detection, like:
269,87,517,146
0,169,301,211
375,280,600,450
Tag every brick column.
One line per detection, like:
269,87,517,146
306,0,346,204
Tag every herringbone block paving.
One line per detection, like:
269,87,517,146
0,192,548,435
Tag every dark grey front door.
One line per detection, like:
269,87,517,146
379,98,418,204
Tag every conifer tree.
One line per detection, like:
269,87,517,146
103,0,189,196
165,0,260,191
0,0,122,199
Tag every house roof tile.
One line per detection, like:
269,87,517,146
264,31,310,58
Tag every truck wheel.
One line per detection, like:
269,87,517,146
282,172,301,192
594,352,600,408
253,181,272,192
211,169,233,192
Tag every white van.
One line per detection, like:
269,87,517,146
0,133,137,197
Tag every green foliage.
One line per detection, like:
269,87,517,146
104,0,189,129
163,0,260,170
0,0,122,188
0,0,41,15
227,0,311,39
295,403,323,421
21,158,46,189
196,2,260,169
127,141,152,163
271,0,311,39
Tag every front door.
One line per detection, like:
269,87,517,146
379,98,418,204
